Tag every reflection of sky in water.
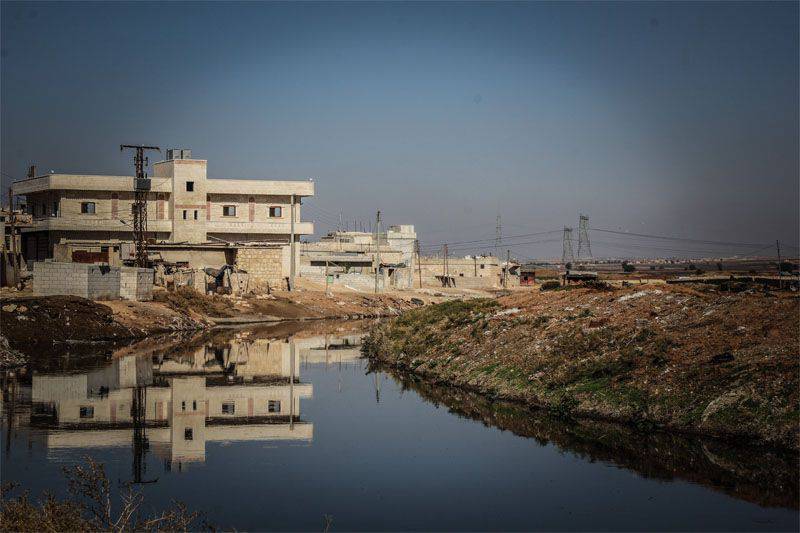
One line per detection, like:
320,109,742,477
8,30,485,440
2,327,797,531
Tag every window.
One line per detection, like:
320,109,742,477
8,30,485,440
193,210,198,220
80,202,96,214
52,201,59,216
181,401,186,411
184,428,193,440
186,181,194,191
223,205,236,217
269,206,282,218
268,400,281,413
182,210,188,220
192,400,197,411
79,406,94,419
480,264,485,269
222,402,235,415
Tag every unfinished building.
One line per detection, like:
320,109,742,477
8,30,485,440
299,225,417,290
10,149,314,290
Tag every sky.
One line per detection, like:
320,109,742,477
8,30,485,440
2,1,798,260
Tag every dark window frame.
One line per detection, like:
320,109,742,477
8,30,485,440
80,202,96,214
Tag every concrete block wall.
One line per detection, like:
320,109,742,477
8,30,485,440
236,247,285,290
34,261,91,298
34,261,153,301
120,267,154,301
86,265,121,300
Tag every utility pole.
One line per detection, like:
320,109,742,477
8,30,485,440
776,240,783,289
442,243,449,286
120,145,160,268
289,193,296,291
7,189,19,288
504,249,510,288
325,260,331,296
495,214,502,258
374,210,381,293
415,239,423,289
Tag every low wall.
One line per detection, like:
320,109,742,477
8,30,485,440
120,267,154,301
236,247,285,291
33,261,153,301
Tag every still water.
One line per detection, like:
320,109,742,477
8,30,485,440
2,321,798,531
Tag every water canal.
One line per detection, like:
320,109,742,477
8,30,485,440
2,321,797,531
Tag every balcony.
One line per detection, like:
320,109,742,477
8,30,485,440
23,216,173,233
205,220,314,235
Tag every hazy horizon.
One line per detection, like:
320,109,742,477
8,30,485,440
2,1,798,260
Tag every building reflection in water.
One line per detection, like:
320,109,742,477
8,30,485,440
15,330,365,474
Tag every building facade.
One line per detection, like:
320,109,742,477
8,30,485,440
11,151,314,262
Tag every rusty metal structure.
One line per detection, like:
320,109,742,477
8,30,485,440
120,144,160,267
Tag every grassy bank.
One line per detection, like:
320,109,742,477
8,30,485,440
363,287,799,449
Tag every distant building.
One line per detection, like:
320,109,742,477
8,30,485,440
11,149,314,262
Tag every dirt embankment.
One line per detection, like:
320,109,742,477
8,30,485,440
0,287,438,368
0,295,205,359
363,285,800,450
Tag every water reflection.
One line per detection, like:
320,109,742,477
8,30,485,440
3,323,368,477
374,367,800,510
2,321,797,528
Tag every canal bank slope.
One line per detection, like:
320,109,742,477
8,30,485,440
363,286,800,450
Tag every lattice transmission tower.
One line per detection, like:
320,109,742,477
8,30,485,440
562,227,575,265
120,144,160,267
576,214,592,261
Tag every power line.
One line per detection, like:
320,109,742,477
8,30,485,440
419,229,561,250
590,227,777,248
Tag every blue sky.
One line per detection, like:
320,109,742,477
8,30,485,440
2,1,797,259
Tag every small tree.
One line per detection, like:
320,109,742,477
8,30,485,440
622,261,635,273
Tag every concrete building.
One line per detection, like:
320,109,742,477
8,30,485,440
11,149,314,262
417,254,504,288
299,225,417,290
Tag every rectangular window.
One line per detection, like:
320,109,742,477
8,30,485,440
80,202,96,214
192,400,197,411
184,428,193,440
268,400,281,413
193,210,198,220
186,181,194,192
269,206,282,218
52,201,59,216
480,264,485,269
79,406,94,419
223,205,236,217
183,210,188,220
222,402,235,415
181,401,186,411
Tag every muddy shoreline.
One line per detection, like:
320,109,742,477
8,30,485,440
0,289,422,369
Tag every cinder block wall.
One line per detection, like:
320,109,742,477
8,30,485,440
34,261,91,298
34,261,153,301
120,267,154,301
235,247,284,290
86,265,121,300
